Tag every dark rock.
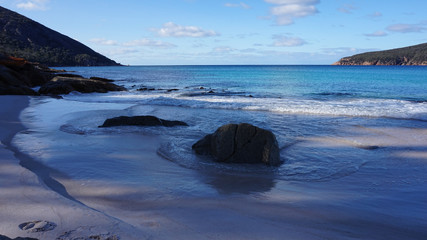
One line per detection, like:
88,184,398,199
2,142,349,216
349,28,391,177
0,85,37,95
38,76,126,95
167,88,179,92
0,54,53,95
208,90,215,94
0,234,38,240
99,115,188,128
56,73,84,78
90,76,115,82
137,87,155,91
192,123,281,166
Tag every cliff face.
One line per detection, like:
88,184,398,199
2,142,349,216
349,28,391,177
0,6,120,67
333,43,427,66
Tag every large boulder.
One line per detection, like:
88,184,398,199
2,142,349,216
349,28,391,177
0,54,55,95
0,65,37,95
99,115,188,128
38,76,126,95
192,123,281,166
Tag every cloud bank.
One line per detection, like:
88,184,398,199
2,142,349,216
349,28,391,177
272,35,306,47
364,30,387,37
16,0,49,10
155,22,219,38
386,23,426,33
90,38,118,46
264,0,320,25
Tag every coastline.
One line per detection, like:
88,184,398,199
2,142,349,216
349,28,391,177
1,82,427,239
0,96,144,240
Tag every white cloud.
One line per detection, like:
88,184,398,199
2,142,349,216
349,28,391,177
272,35,306,47
16,0,49,10
264,0,319,25
154,22,219,38
364,30,388,37
386,23,426,33
90,38,119,46
225,2,251,9
123,39,176,49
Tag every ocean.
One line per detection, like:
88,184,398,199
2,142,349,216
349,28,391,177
11,65,427,238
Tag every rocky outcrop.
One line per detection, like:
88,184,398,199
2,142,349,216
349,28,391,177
192,123,281,166
89,76,115,83
38,76,126,95
333,42,427,66
0,54,56,95
99,116,188,128
0,53,125,95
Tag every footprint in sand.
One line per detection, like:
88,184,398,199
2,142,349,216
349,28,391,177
19,220,57,233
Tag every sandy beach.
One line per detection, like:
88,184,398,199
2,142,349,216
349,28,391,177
1,94,426,240
1,1,427,239
0,96,145,240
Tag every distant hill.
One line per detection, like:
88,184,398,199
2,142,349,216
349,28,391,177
0,6,120,67
333,43,427,66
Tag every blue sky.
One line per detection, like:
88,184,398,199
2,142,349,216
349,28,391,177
1,0,426,65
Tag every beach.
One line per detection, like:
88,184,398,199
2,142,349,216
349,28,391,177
2,1,427,238
0,96,144,240
1,93,427,239
1,65,427,240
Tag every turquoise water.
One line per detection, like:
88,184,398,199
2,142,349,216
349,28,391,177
64,65,427,101
59,65,427,121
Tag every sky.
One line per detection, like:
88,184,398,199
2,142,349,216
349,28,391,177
1,0,426,65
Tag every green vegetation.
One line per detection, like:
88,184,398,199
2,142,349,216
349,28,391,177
0,6,120,66
334,43,427,65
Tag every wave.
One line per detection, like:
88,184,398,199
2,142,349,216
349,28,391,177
63,91,427,121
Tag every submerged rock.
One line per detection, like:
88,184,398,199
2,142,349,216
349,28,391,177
38,76,126,95
99,115,188,128
192,123,281,166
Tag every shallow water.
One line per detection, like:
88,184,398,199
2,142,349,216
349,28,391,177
14,97,409,184
15,65,427,184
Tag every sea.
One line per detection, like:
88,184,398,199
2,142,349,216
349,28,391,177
14,65,427,180
11,65,427,237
